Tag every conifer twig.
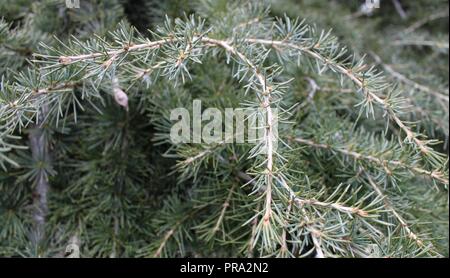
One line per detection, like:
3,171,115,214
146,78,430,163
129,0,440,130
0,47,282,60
1,7,447,257
402,10,449,35
153,206,206,258
391,0,408,19
370,52,448,106
201,37,277,230
27,35,446,166
243,38,443,160
390,40,449,49
362,168,441,256
293,137,449,185
238,171,372,217
211,184,236,235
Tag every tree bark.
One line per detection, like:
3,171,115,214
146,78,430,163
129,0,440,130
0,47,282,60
29,106,50,249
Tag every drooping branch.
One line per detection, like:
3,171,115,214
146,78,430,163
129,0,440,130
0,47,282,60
391,0,408,19
11,33,446,170
211,184,236,236
390,40,449,49
244,38,441,159
292,137,449,185
370,52,448,106
237,171,373,218
402,10,449,35
201,37,277,232
37,38,170,66
152,206,206,258
0,11,447,258
362,168,441,256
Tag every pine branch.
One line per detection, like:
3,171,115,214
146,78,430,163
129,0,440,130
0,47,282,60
244,37,443,160
292,137,449,186
391,0,408,20
152,205,206,258
238,170,374,217
390,40,449,49
362,168,442,257
246,203,260,258
278,198,293,258
43,39,168,66
5,19,444,174
210,184,236,237
1,4,448,257
402,10,449,35
370,52,448,106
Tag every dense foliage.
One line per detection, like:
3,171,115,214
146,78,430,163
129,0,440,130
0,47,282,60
0,0,448,258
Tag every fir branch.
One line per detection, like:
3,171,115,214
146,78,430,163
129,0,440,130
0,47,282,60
238,171,374,218
362,168,441,256
0,2,448,257
152,205,206,258
243,36,445,164
402,10,449,35
200,37,279,248
246,203,260,258
308,218,325,258
278,198,293,258
42,39,168,66
210,183,236,237
370,52,448,106
7,21,445,172
391,0,408,20
36,83,78,96
390,40,449,49
292,137,449,186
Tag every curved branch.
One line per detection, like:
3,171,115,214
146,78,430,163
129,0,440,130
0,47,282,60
370,52,448,107
244,38,439,158
362,169,441,256
293,137,449,185
201,37,276,228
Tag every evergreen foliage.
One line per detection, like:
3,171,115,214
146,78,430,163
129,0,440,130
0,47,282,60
0,0,448,258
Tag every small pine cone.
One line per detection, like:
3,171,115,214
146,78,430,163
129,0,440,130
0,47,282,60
114,87,128,111
112,79,129,111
